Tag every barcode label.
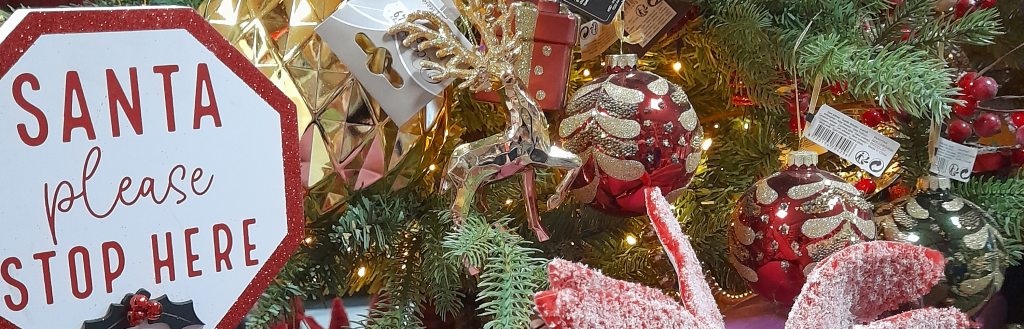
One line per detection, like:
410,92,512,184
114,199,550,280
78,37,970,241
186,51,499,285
808,123,855,158
930,138,976,182
804,105,899,177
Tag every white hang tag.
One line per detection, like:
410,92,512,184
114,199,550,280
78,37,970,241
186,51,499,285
579,19,616,60
929,138,977,182
804,105,900,177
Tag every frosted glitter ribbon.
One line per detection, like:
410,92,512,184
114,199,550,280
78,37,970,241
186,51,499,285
533,187,725,329
785,241,973,329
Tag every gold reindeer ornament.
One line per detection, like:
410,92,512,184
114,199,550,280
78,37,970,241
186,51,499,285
388,0,580,240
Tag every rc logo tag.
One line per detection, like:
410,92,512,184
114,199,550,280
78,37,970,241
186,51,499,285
0,7,303,329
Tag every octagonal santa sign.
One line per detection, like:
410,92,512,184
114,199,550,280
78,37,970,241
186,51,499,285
0,7,303,329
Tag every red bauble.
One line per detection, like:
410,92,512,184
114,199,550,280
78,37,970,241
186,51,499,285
1010,112,1024,127
947,120,972,142
147,301,163,320
789,115,807,134
854,178,877,194
973,113,1002,137
561,54,703,217
1011,148,1024,165
970,76,999,101
729,151,876,305
952,96,978,118
861,109,885,127
129,295,149,310
128,311,147,327
958,72,977,90
980,0,997,8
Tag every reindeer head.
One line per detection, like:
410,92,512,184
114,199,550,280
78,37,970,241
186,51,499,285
388,0,531,93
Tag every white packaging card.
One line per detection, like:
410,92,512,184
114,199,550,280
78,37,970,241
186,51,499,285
930,138,977,182
317,0,466,126
579,19,616,60
622,0,676,48
805,105,900,177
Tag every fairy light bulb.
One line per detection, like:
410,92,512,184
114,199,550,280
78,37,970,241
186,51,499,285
625,234,638,245
673,62,682,71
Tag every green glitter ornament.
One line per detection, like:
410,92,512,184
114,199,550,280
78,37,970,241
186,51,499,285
874,176,1008,315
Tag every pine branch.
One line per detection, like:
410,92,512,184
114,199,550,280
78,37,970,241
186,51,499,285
362,230,427,329
420,211,465,320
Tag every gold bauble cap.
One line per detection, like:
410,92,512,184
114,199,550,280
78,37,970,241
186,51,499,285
605,54,638,70
786,150,818,167
917,176,951,191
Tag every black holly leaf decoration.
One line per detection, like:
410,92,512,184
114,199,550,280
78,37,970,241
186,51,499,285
152,295,204,329
82,289,150,329
82,289,203,329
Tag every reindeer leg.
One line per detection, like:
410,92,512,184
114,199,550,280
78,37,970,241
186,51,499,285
547,166,580,210
522,169,550,242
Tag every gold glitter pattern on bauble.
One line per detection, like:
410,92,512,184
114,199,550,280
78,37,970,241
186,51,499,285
958,273,994,296
906,198,929,219
731,256,759,282
647,78,669,96
788,181,826,200
665,188,685,203
963,226,992,250
734,222,755,245
691,130,704,148
593,151,645,182
942,198,965,212
671,88,689,105
802,211,859,239
572,173,601,203
756,179,778,205
685,152,702,173
806,223,857,261
679,110,698,131
594,114,642,139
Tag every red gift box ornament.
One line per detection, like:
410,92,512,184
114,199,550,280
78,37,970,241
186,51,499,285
474,0,578,111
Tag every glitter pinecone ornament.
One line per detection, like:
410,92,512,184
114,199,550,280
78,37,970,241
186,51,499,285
728,151,877,305
874,176,1008,315
559,54,703,217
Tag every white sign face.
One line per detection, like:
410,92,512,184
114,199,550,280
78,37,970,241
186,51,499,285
0,7,303,329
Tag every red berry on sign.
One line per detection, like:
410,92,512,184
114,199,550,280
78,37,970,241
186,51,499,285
952,96,978,118
147,301,163,320
789,115,807,134
969,76,999,101
955,0,977,17
129,295,149,310
1011,112,1024,127
958,72,977,90
862,109,885,127
980,0,997,8
854,178,877,194
128,311,147,327
947,120,972,142
1011,148,1024,165
973,113,1002,137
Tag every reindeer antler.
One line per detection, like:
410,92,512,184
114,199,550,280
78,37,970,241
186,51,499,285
388,0,528,93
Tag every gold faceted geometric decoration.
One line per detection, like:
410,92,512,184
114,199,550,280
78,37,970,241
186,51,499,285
199,0,449,213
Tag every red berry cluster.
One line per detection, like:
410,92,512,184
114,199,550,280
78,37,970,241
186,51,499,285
854,178,877,194
127,295,163,327
955,0,996,18
947,72,1004,143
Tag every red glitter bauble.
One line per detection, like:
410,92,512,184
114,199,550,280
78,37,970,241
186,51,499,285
561,54,703,217
729,151,876,305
